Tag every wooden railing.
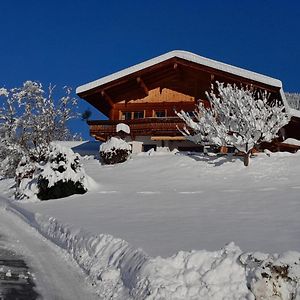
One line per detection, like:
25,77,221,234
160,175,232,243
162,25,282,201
87,117,186,139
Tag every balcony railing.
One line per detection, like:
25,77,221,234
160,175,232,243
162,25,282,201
87,117,187,139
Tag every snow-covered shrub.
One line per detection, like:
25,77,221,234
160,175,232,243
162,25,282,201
240,251,300,299
0,81,79,177
0,148,22,178
99,137,131,165
15,156,36,186
177,82,290,166
15,144,90,200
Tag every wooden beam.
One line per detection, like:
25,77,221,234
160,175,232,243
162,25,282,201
143,67,177,83
176,58,279,93
174,63,184,82
91,134,106,142
101,90,114,107
136,77,149,95
151,136,186,141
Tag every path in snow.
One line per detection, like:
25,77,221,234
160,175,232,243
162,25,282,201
0,205,98,300
0,243,39,299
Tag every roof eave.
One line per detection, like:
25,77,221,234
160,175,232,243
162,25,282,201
76,50,282,95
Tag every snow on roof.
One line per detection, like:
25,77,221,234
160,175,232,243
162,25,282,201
76,50,282,95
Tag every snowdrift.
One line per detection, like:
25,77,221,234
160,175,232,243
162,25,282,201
2,197,299,300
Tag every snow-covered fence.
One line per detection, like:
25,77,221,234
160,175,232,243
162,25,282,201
285,93,300,110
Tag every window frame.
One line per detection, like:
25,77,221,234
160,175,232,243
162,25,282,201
154,110,166,118
133,111,144,119
121,111,132,120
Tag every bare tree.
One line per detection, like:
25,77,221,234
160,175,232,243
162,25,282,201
177,82,290,166
0,81,79,176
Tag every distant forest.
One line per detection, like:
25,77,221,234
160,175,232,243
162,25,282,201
285,93,300,110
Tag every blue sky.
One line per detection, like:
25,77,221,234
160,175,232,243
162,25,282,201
1,0,299,139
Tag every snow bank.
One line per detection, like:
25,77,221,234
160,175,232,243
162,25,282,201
4,200,147,298
137,148,178,157
241,251,300,299
55,140,101,158
2,198,300,299
134,243,251,300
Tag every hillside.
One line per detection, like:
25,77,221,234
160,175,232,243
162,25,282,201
1,149,300,298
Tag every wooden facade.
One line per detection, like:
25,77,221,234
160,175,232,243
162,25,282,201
88,118,188,141
76,50,298,151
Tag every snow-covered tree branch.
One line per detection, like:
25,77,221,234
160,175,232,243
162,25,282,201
0,81,79,177
177,82,290,166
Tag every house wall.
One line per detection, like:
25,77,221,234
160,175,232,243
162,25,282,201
120,87,195,104
284,116,300,140
110,87,210,121
112,102,197,120
126,136,203,153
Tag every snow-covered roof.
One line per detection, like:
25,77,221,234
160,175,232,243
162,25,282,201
76,50,282,95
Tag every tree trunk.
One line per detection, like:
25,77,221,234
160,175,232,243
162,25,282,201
243,152,250,166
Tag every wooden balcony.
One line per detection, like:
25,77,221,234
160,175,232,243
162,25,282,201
87,117,187,141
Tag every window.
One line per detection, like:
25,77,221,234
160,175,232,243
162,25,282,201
154,110,166,118
122,112,131,120
133,111,144,119
121,111,145,120
143,144,157,152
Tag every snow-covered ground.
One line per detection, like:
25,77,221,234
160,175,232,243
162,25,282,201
7,151,300,257
0,197,98,300
1,148,300,299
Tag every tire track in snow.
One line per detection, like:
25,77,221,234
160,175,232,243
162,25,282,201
136,191,161,195
257,187,278,192
222,189,241,193
290,186,300,189
178,191,204,194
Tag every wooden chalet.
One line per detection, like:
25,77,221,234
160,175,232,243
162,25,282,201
76,50,300,153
